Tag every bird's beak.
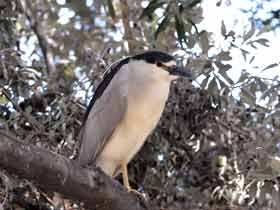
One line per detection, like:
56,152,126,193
168,66,193,79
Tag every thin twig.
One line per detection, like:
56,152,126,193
0,87,43,132
215,117,251,139
0,173,9,210
20,0,56,74
119,0,135,54
98,47,111,69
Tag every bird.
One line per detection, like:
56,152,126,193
78,50,192,191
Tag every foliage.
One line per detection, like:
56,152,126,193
0,0,280,209
241,0,280,32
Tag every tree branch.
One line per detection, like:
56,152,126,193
0,87,43,132
119,0,135,54
0,131,156,210
20,0,56,74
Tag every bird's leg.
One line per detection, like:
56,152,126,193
120,160,131,191
120,161,145,198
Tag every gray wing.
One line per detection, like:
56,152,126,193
78,72,128,166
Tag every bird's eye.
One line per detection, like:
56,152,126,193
156,62,163,67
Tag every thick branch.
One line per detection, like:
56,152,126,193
0,131,155,210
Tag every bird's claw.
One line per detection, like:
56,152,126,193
127,187,144,197
127,187,150,208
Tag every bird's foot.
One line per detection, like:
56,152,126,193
127,187,144,197
127,187,149,201
126,187,151,208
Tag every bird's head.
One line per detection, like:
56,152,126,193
131,50,193,81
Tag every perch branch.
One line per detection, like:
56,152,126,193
0,131,156,210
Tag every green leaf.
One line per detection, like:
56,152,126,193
25,105,33,114
216,51,232,61
188,58,211,73
217,77,228,89
260,88,271,100
221,20,226,37
241,88,256,106
243,22,255,42
249,55,255,64
0,94,8,104
208,78,218,94
255,38,269,47
201,75,210,89
255,78,268,92
175,15,187,47
261,63,279,72
155,13,170,39
199,31,210,54
228,30,235,37
139,0,166,19
271,111,280,118
238,71,249,83
215,61,232,71
185,0,202,8
240,49,249,61
218,69,234,85
187,33,196,49
249,42,257,49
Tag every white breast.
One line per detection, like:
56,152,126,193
95,60,172,176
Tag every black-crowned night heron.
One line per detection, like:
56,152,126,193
78,50,192,191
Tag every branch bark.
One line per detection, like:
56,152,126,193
0,131,156,210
